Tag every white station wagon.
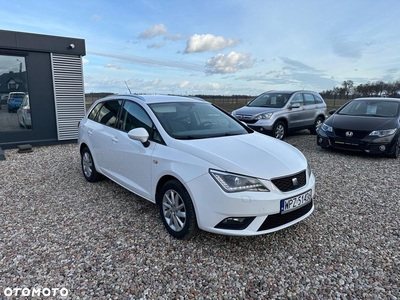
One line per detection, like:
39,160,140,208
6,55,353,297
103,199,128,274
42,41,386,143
78,94,315,239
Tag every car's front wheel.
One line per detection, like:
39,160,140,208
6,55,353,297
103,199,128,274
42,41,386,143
310,117,324,135
387,139,399,159
158,180,200,239
81,147,102,182
273,121,286,140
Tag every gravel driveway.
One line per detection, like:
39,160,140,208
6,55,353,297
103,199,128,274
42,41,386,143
0,132,399,299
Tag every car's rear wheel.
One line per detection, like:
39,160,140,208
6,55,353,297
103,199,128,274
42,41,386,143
310,117,323,135
81,147,102,182
159,180,200,240
273,121,286,140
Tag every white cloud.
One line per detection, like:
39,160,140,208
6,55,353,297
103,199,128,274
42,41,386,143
147,42,165,49
139,23,168,39
179,81,190,88
205,52,255,74
164,33,183,41
92,14,102,22
184,34,239,53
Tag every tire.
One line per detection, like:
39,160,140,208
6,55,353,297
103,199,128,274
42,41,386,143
158,180,200,240
387,139,399,159
273,121,286,140
310,117,323,135
81,147,102,182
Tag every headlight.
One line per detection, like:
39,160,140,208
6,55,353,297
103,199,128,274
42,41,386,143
255,112,273,120
321,123,333,132
209,169,269,193
369,129,396,137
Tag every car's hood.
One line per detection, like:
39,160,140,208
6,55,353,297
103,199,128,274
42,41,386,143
169,132,307,179
328,114,396,130
233,106,281,116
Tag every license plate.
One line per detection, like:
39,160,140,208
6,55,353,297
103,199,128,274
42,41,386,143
280,190,312,214
334,139,358,146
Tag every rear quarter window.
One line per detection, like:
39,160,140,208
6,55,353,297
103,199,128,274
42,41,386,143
88,103,103,121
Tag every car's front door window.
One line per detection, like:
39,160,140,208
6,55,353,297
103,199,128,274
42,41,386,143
120,101,162,143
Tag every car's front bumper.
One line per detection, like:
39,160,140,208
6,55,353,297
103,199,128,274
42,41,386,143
240,120,275,135
185,171,316,236
317,129,398,155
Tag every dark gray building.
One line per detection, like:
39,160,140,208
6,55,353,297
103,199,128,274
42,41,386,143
0,29,86,149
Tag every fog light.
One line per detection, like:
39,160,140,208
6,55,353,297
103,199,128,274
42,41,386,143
215,216,255,230
318,137,323,143
379,145,386,151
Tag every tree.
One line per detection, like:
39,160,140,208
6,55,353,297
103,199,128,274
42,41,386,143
342,80,354,100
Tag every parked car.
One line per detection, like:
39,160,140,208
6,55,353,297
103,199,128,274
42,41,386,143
232,90,327,139
0,95,9,109
317,97,400,158
78,94,315,239
7,92,26,112
17,95,31,128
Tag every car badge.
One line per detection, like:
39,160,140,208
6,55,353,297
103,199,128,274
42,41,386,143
292,178,299,186
345,131,353,137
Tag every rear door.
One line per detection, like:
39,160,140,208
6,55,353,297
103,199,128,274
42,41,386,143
303,93,318,126
88,99,123,175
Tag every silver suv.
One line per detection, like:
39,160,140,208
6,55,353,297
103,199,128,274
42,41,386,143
232,90,327,139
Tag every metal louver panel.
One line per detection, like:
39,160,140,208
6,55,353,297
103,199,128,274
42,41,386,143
51,54,86,140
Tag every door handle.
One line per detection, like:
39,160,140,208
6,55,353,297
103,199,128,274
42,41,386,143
111,136,118,143
88,129,93,136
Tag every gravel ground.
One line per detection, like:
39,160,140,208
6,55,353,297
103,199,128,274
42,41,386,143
0,132,399,299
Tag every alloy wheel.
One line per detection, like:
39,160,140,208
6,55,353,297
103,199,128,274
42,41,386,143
82,151,93,178
162,189,187,232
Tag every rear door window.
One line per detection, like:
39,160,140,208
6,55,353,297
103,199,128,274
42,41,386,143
304,93,316,105
96,100,122,127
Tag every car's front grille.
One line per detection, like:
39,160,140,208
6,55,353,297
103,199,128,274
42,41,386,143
242,119,257,124
257,201,313,231
334,128,369,139
234,115,257,124
271,170,306,192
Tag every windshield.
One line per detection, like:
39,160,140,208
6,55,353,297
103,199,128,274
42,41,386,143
150,102,250,140
338,100,399,117
248,93,291,108
10,93,25,99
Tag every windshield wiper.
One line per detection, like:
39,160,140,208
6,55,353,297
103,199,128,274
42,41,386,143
174,135,198,140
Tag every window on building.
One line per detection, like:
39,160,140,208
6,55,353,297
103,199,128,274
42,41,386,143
0,55,30,131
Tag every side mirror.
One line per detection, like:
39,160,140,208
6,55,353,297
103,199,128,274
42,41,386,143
128,128,150,146
329,109,336,115
289,103,301,109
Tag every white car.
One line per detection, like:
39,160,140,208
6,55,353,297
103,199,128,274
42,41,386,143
17,95,31,128
78,94,315,239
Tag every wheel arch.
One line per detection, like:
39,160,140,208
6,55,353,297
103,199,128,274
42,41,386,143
273,117,288,128
316,114,326,121
155,175,182,205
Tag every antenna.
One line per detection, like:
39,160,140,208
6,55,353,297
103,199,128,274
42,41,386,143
125,81,132,94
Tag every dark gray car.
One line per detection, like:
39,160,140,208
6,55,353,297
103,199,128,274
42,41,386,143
232,90,327,139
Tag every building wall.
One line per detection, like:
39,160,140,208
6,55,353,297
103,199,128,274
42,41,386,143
0,30,86,149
